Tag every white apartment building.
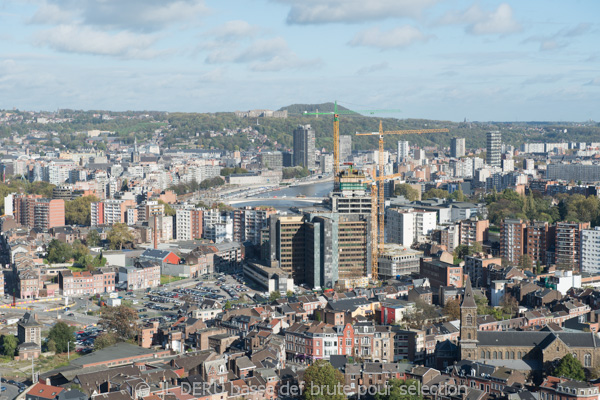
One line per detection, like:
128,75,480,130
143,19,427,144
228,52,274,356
386,208,436,247
581,227,600,274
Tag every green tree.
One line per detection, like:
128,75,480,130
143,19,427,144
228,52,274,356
121,179,128,192
553,354,585,381
286,290,295,298
199,177,225,189
46,339,57,353
224,300,232,310
422,188,449,200
98,305,139,341
500,294,519,317
449,188,465,202
269,291,281,302
282,166,310,179
94,332,117,350
47,322,75,353
221,167,248,176
394,184,420,201
303,360,345,400
0,335,18,357
375,378,423,400
65,195,99,226
107,223,134,250
46,239,73,263
86,230,101,247
157,200,176,217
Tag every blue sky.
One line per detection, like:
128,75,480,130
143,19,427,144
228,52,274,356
0,0,598,121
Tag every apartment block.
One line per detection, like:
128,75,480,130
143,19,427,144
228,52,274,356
458,218,489,246
555,222,590,270
233,206,276,245
451,137,466,158
581,227,600,274
526,221,552,266
440,225,460,253
118,263,161,290
500,219,526,264
386,208,436,246
176,208,203,240
91,199,135,226
464,254,502,287
9,194,65,229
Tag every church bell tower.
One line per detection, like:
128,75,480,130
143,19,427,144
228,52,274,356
460,276,478,360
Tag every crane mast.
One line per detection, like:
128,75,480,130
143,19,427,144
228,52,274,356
357,123,449,281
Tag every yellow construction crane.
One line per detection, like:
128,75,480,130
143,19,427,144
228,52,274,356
357,122,449,281
303,102,400,182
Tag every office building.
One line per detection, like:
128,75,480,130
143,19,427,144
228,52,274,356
397,141,410,163
555,222,589,270
486,131,501,167
259,152,283,171
339,135,352,163
500,218,526,264
269,215,307,284
91,199,135,226
378,245,423,280
546,164,600,183
581,227,600,274
420,258,463,289
293,124,316,170
451,137,465,158
330,168,372,215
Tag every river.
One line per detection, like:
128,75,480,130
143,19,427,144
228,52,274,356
233,180,333,211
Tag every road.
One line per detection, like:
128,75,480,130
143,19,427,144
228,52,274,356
0,383,21,400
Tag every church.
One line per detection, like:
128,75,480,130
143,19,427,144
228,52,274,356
459,277,600,371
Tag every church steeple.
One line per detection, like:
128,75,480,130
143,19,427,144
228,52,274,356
460,276,478,361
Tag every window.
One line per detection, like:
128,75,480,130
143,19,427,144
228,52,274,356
493,351,497,359
481,351,485,358
585,354,592,367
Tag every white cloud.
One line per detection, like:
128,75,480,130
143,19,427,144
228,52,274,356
439,3,521,36
349,26,430,49
523,22,592,51
29,0,209,32
35,25,160,58
273,0,439,24
29,2,78,25
356,61,389,75
209,20,260,40
204,36,321,72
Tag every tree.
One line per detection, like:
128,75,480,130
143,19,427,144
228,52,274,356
449,188,465,202
1,335,17,357
518,254,533,270
48,322,75,353
157,200,176,217
269,291,281,302
286,290,295,298
224,300,232,310
121,179,128,192
375,378,423,400
553,354,585,381
303,360,345,400
500,294,519,317
46,339,57,353
199,177,225,189
422,188,449,200
94,332,117,350
394,184,419,201
443,299,461,320
86,230,101,247
99,305,139,341
65,195,99,226
107,223,134,250
46,239,73,264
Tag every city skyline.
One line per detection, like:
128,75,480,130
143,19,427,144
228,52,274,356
0,1,598,121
